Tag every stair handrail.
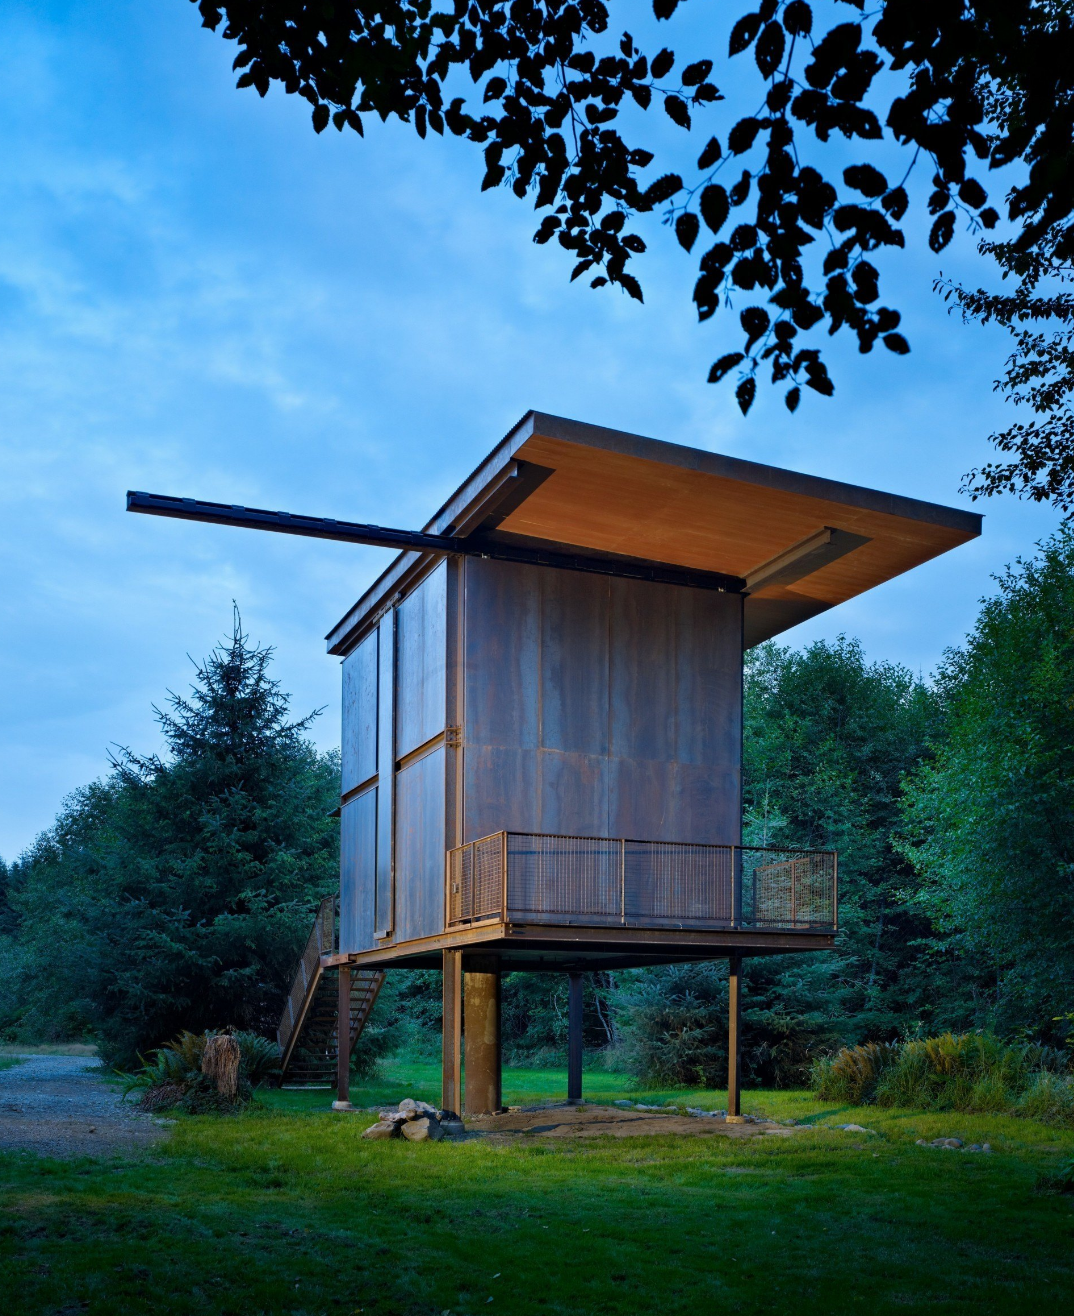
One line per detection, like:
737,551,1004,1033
278,895,336,1070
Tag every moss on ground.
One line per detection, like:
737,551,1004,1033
1,1060,1073,1314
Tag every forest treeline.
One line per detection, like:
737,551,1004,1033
2,529,1073,1080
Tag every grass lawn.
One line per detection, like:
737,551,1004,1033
2,1059,1073,1315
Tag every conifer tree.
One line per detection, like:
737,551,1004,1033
7,614,339,1066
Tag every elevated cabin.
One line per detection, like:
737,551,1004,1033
324,412,980,1114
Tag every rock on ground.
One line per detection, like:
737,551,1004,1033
0,1055,165,1158
401,1116,444,1142
361,1121,398,1140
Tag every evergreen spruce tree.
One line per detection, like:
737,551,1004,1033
8,613,340,1066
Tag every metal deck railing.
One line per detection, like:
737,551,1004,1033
446,833,836,932
277,895,336,1068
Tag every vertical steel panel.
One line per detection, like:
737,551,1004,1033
393,745,447,942
375,614,395,938
463,560,743,854
339,787,377,953
461,559,541,841
341,630,378,794
395,561,448,758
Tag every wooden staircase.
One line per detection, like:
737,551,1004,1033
277,896,384,1086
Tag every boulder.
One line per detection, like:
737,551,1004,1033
932,1137,964,1149
401,1116,444,1142
439,1119,466,1138
396,1097,438,1120
361,1121,399,1140
378,1110,409,1125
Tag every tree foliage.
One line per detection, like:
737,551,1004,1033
901,525,1074,1031
940,254,1074,510
2,615,340,1067
191,0,1074,420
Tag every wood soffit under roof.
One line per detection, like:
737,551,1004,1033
326,411,981,655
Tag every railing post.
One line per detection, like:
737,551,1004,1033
620,839,626,925
732,847,743,927
501,831,508,921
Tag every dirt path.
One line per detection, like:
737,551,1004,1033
462,1103,799,1140
0,1055,165,1158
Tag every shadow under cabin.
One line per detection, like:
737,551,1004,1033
128,411,982,1116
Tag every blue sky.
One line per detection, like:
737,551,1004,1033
0,0,1063,862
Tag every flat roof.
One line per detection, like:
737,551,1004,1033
327,411,981,653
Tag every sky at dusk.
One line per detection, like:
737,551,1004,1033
0,0,1065,862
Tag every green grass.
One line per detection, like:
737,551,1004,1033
2,1063,1074,1315
0,1056,24,1073
267,1058,647,1114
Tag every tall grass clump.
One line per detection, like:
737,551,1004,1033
813,1032,1074,1125
125,1030,281,1113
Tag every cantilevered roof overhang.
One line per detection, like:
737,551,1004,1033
327,411,981,654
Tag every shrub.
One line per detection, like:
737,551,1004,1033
126,1028,280,1114
812,1041,899,1103
814,1031,1074,1124
1015,1072,1074,1125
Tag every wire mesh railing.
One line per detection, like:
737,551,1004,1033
446,833,836,932
277,895,336,1063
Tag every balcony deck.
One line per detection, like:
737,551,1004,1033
330,834,837,971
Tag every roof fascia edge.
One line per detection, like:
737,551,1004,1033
324,411,538,655
526,412,983,536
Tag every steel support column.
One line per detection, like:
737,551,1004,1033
442,949,463,1115
567,972,583,1104
726,955,744,1123
463,956,501,1116
333,965,354,1111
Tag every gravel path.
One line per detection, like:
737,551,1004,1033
0,1055,165,1158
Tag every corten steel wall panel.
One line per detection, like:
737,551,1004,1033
395,562,448,759
393,746,448,943
609,578,676,764
463,558,540,751
375,613,395,938
461,558,541,840
539,568,610,756
341,631,378,794
462,559,743,846
340,787,377,953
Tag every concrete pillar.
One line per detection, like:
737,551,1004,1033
442,949,463,1115
463,956,502,1116
725,955,745,1123
333,965,354,1111
567,972,583,1103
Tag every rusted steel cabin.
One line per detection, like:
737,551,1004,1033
321,412,981,1115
